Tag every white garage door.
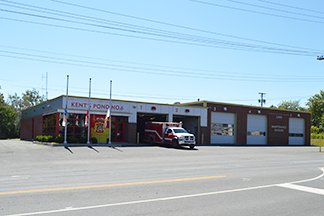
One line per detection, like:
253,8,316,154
289,118,305,145
211,112,236,144
247,114,267,145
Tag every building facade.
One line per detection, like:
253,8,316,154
20,96,311,145
184,101,311,145
21,96,208,144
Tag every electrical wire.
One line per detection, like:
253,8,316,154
1,78,310,103
224,0,324,20
0,0,322,56
257,0,324,15
2,44,322,79
1,49,324,82
49,0,324,53
189,0,324,25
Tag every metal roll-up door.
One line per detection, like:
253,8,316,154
289,118,305,145
247,114,267,145
210,112,236,144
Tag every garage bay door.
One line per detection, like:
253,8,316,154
247,114,267,145
289,118,305,145
211,112,236,144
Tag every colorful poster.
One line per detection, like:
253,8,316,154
91,115,109,143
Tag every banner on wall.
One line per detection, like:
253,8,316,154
91,115,109,143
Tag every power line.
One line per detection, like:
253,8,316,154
224,0,324,20
1,0,323,56
257,0,324,15
49,0,324,53
0,78,311,104
1,49,324,82
189,0,324,25
0,8,320,56
2,45,324,79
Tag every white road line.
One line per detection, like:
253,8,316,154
291,167,324,184
6,184,277,216
278,183,324,196
6,167,324,216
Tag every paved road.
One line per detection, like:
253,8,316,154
1,140,324,216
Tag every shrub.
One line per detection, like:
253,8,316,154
311,133,324,139
311,126,320,134
36,135,43,142
35,135,55,142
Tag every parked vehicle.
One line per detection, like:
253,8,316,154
144,122,196,149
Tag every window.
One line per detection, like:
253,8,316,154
173,128,188,133
59,113,87,140
43,114,57,136
211,123,234,136
166,129,172,134
289,133,304,137
247,131,266,136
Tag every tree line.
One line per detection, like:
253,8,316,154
0,88,45,139
0,88,324,139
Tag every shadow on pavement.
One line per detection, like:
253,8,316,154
64,146,73,154
157,143,198,151
88,146,99,153
61,144,123,153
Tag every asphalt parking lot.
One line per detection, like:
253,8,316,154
1,139,324,216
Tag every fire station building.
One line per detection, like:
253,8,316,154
184,101,311,145
20,95,311,145
20,96,208,144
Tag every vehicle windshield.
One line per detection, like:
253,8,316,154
173,128,188,133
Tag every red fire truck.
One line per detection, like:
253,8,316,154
144,122,196,149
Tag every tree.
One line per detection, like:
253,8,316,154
0,86,4,105
21,89,45,109
0,87,18,138
307,90,324,128
5,89,45,138
7,89,45,111
277,100,306,111
0,104,17,139
8,93,23,111
0,93,4,105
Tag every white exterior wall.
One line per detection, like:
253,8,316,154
247,114,267,145
62,97,207,126
210,112,236,144
289,118,305,145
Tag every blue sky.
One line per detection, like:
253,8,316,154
1,0,324,107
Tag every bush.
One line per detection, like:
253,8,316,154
311,133,324,139
311,126,320,134
35,135,55,142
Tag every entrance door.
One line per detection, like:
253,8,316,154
210,112,236,144
247,114,267,145
114,121,125,142
288,118,305,145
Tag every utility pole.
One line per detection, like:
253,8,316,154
45,72,48,100
42,72,48,100
258,92,266,107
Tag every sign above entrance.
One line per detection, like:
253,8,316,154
66,97,131,113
